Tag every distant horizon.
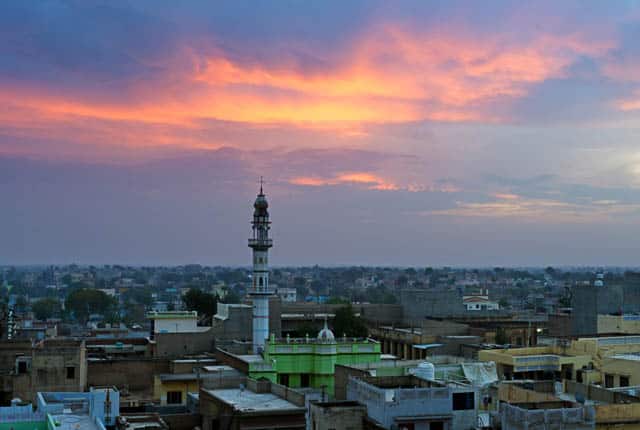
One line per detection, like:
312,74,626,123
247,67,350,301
3,2,640,265
2,263,637,271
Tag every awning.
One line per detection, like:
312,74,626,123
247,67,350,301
413,343,444,350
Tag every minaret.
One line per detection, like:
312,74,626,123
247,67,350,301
248,179,273,353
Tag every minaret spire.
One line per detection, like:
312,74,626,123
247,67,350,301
248,183,273,353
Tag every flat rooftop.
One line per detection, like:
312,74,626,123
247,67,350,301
51,414,100,430
205,388,303,413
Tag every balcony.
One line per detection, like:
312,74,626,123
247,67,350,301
248,238,273,247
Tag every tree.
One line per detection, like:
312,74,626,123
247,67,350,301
333,305,368,338
182,288,218,318
223,290,242,304
122,286,153,307
290,322,319,338
310,280,324,296
65,288,116,323
33,298,61,320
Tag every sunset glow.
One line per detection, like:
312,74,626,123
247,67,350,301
3,1,640,265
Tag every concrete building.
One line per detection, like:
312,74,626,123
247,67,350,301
38,387,119,430
147,311,199,337
217,329,381,397
334,356,496,402
276,287,297,303
479,335,640,385
571,283,640,336
400,289,466,321
463,294,500,311
199,378,306,430
347,375,477,430
309,401,367,430
153,360,243,407
495,379,640,429
0,339,87,403
370,317,539,360
0,387,119,430
248,182,273,354
213,303,252,341
500,402,595,430
254,331,380,396
598,314,640,335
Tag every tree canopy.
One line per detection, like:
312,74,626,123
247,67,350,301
65,288,116,323
182,288,218,317
332,304,368,338
33,297,61,320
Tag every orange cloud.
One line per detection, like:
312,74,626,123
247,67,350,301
0,24,614,159
425,197,640,222
290,172,399,190
493,193,520,200
615,90,640,111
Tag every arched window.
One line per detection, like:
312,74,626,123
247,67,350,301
259,277,263,286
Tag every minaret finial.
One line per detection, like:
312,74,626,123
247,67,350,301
259,176,264,194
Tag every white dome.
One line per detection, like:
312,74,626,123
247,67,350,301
317,319,335,341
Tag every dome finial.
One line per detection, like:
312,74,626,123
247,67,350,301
317,314,335,342
259,176,264,195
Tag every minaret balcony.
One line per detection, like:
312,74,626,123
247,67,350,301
248,238,273,247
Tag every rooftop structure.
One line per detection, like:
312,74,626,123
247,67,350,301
146,311,199,337
479,335,640,385
199,377,306,430
347,375,478,430
256,334,381,396
248,182,274,354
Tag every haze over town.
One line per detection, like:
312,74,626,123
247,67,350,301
3,1,640,266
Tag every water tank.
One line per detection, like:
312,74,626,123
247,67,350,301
413,362,435,381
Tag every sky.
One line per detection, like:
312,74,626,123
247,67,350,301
2,1,640,267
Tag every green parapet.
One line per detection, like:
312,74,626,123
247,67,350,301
250,337,381,396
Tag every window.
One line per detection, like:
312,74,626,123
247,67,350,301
166,391,182,404
605,374,614,388
576,370,583,383
452,392,474,410
279,374,290,387
17,361,27,374
301,373,310,388
620,375,630,387
430,422,444,430
66,366,75,379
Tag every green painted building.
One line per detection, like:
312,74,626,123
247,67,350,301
247,325,381,395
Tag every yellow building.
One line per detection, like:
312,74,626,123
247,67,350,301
479,335,640,386
153,373,199,406
598,315,640,335
479,345,592,381
152,358,223,406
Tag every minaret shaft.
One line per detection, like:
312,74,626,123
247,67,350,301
248,186,272,353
